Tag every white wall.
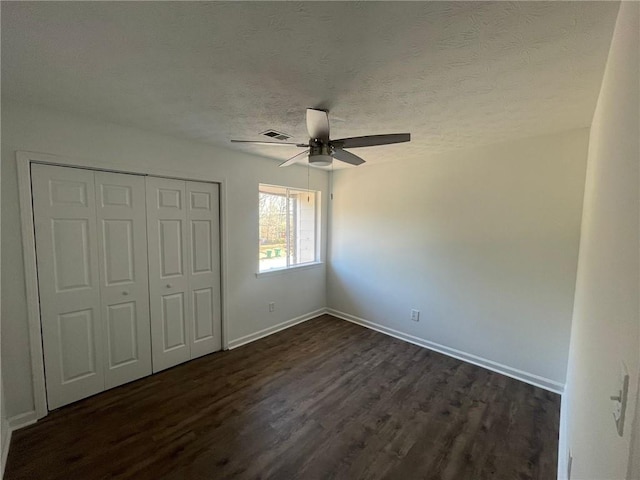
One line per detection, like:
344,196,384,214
0,378,7,479
1,103,329,421
328,129,589,387
0,83,8,477
561,3,639,479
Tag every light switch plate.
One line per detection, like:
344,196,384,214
612,362,629,437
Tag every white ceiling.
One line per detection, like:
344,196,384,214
2,2,620,167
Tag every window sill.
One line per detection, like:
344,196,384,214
256,262,324,278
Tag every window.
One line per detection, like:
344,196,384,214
259,184,320,272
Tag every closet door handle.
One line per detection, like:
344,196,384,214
166,283,172,288
122,291,129,296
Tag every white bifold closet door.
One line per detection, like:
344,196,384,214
95,171,152,389
146,177,221,373
32,165,104,409
32,164,152,409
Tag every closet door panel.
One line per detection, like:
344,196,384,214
32,164,104,410
146,177,191,372
187,181,222,358
106,302,138,366
95,171,152,388
162,292,186,349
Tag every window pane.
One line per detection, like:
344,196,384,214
258,184,319,272
259,189,287,271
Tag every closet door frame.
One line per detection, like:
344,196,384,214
17,151,229,421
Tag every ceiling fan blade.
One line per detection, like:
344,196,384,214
332,133,410,149
332,148,365,166
231,140,307,147
279,149,310,167
306,108,330,141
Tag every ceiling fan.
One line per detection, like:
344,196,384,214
231,108,411,167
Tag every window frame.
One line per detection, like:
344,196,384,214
257,183,321,275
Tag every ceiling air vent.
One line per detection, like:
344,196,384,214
261,130,291,141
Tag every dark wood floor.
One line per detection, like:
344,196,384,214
5,315,560,479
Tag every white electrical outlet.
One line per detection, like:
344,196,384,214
268,302,275,313
410,309,420,322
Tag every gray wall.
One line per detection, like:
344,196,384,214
561,3,640,479
1,103,329,420
328,129,589,386
0,100,8,475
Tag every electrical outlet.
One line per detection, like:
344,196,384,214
268,302,275,313
410,309,420,322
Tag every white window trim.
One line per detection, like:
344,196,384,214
255,261,324,278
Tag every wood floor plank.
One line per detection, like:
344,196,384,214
4,315,560,479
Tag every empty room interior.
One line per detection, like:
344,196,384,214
0,2,638,480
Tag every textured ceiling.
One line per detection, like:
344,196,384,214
2,2,620,167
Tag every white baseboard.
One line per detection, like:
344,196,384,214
1,424,11,480
1,410,37,479
228,308,328,350
8,411,37,431
327,308,564,394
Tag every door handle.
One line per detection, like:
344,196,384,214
122,291,129,296
166,283,172,288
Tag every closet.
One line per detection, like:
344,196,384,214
31,164,222,410
145,177,221,372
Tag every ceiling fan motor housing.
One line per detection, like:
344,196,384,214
309,143,333,166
